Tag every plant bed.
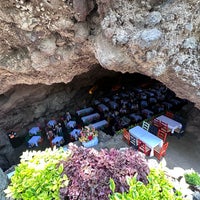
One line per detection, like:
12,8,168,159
60,144,149,200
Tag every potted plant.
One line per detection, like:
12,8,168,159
79,126,98,148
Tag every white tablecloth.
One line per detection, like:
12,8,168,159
81,113,100,123
29,127,40,135
91,120,108,130
156,115,182,133
67,121,76,128
52,136,64,145
76,107,94,116
129,126,163,157
28,136,41,147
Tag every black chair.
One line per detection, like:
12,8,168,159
130,135,138,150
148,124,159,136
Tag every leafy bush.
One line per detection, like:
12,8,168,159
184,171,200,186
109,168,183,200
60,144,149,199
5,147,71,200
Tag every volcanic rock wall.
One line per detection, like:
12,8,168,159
0,0,199,129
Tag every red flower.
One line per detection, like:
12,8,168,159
88,135,93,141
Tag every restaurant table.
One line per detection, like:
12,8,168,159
81,113,100,124
129,113,142,122
140,100,148,108
113,95,120,101
162,102,173,110
109,101,118,110
52,136,64,146
149,97,157,104
129,126,163,157
98,104,109,112
70,129,81,140
170,98,181,106
102,97,110,103
93,100,101,105
91,120,108,130
142,109,154,118
29,126,40,135
120,116,130,127
28,136,41,147
156,115,182,133
145,91,155,97
47,120,57,127
66,120,76,128
76,107,94,117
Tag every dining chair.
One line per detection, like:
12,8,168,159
130,135,138,150
157,129,167,143
153,118,161,128
122,128,130,145
138,139,151,156
160,121,171,135
165,111,174,119
142,121,150,131
154,142,169,160
173,124,186,139
148,124,159,136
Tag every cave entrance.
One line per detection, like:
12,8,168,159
1,65,200,172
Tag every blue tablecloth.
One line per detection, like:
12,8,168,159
81,113,100,123
29,127,40,135
47,120,57,127
98,104,109,112
91,120,108,130
76,107,94,116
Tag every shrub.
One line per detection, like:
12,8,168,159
109,168,183,200
60,144,149,199
5,147,71,200
184,171,200,186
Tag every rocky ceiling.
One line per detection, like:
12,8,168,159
0,0,199,130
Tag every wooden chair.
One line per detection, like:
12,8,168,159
165,111,174,119
130,135,138,150
174,124,186,139
138,139,151,156
122,128,130,145
160,121,171,135
153,118,161,128
154,142,169,160
142,121,150,131
157,129,167,143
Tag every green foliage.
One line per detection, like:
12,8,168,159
109,168,183,200
5,147,71,200
184,171,200,186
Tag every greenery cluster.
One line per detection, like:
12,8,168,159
109,168,183,200
5,147,71,200
184,171,200,186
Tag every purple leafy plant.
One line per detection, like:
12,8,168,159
60,144,149,200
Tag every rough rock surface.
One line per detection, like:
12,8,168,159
0,168,9,200
0,0,199,128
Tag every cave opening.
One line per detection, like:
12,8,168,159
1,65,199,172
